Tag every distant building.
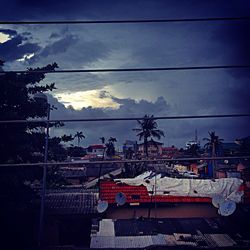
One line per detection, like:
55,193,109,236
186,129,200,149
60,167,87,185
123,140,137,159
162,146,179,158
137,139,163,157
185,140,200,149
222,142,241,156
123,140,137,152
85,144,106,157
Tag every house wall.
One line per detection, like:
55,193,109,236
87,148,105,155
92,148,105,155
138,144,162,156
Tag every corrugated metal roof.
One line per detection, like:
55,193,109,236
47,188,98,193
61,169,86,178
90,236,115,248
45,192,98,215
205,234,236,247
151,234,167,245
91,235,155,248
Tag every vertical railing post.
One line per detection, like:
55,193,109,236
38,103,50,247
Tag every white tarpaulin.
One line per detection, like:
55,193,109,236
115,174,243,203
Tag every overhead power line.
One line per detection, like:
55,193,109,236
0,156,249,168
3,65,250,74
0,114,249,124
0,16,250,25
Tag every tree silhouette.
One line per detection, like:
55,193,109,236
203,131,223,155
0,61,70,248
109,137,117,143
0,62,59,163
133,115,164,157
203,131,223,177
74,131,85,147
235,136,250,156
100,137,105,144
105,137,117,157
186,144,200,157
61,134,74,143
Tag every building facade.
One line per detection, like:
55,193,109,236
86,144,106,157
137,139,163,157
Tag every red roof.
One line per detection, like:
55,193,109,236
163,147,178,150
138,140,163,146
100,180,248,205
100,180,211,204
89,144,106,149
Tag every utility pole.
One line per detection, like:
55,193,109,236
34,93,50,247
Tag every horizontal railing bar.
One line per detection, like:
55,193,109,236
0,156,249,167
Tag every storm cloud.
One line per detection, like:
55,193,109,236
28,33,109,67
47,93,250,147
1,0,250,147
0,29,40,62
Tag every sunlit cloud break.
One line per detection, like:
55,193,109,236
55,90,120,110
17,53,35,62
0,32,10,43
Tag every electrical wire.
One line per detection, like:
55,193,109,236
0,156,249,168
0,114,249,124
2,65,250,74
0,16,250,25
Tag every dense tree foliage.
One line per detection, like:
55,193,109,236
0,61,72,203
67,145,86,157
186,143,201,157
0,62,62,163
235,136,250,156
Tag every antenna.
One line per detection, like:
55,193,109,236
218,200,236,216
115,192,127,206
97,200,108,213
195,129,198,143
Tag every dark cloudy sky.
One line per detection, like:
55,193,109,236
1,0,250,147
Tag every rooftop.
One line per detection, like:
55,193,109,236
45,191,98,215
87,144,106,149
138,139,163,146
90,214,250,248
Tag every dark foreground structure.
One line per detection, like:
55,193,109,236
90,215,250,248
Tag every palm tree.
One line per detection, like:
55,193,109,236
133,115,165,157
105,137,117,157
203,131,223,177
74,131,85,147
203,131,223,155
99,137,105,144
109,137,117,143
